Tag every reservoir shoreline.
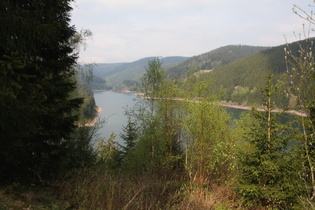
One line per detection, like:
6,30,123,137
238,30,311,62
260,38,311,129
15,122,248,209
135,92,306,117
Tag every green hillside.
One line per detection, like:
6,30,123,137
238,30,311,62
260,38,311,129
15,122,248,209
214,45,286,91
94,56,187,88
93,63,126,78
166,45,269,78
211,38,315,107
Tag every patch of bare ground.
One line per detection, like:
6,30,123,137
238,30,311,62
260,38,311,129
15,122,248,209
221,101,306,117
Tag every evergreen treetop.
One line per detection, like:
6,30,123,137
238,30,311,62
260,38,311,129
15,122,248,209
0,0,83,181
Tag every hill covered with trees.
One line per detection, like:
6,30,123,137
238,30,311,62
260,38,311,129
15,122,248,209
92,56,187,90
160,39,315,108
211,38,315,107
166,45,269,78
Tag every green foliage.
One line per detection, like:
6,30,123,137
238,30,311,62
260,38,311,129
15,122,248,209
181,73,235,191
101,60,241,207
167,45,268,79
122,100,183,175
91,76,108,90
120,58,185,175
213,39,315,107
120,116,138,157
76,63,94,85
122,79,137,91
236,76,301,208
92,56,186,87
139,57,165,97
75,82,97,122
70,29,93,53
0,0,98,182
97,133,122,169
3,2,315,209
183,101,233,182
231,86,261,106
285,36,315,207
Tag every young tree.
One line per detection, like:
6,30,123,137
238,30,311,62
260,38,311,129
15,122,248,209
285,2,315,206
124,58,184,175
139,57,165,98
237,75,301,208
97,133,122,169
182,72,234,194
285,39,315,207
120,116,138,157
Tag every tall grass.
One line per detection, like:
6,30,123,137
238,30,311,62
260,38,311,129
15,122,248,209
58,165,243,209
60,166,182,209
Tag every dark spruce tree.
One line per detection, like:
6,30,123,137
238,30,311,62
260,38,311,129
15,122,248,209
120,116,138,157
0,0,83,181
237,75,302,208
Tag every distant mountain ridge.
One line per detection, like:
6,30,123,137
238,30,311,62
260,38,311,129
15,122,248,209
90,40,314,106
93,63,126,78
92,45,269,89
166,45,269,78
93,56,188,87
211,39,315,107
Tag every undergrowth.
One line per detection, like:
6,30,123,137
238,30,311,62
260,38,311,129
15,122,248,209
1,166,245,209
55,165,243,209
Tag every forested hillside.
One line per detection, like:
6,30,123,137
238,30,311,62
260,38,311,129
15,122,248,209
166,45,269,78
92,63,126,77
212,38,315,107
163,39,315,108
93,56,187,89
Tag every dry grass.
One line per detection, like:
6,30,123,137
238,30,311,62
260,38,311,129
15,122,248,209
59,166,185,209
0,168,247,209
55,165,246,209
172,183,243,210
0,184,70,209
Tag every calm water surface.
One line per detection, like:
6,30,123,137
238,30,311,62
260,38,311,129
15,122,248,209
93,91,137,145
93,91,296,145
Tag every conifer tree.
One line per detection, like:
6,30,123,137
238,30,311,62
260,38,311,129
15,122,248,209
120,116,138,156
0,0,83,181
237,75,301,208
97,133,122,169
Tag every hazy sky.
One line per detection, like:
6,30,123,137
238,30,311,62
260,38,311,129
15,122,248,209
71,0,312,63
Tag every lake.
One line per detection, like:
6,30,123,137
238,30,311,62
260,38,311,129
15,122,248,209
93,91,296,145
93,91,137,145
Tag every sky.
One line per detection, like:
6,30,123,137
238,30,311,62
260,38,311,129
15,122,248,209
70,0,313,63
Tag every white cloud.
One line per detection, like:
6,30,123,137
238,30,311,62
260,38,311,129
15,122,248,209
75,0,219,12
72,0,314,63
